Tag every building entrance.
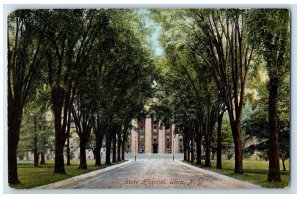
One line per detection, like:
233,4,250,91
152,144,158,153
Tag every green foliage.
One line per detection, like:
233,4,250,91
243,80,290,163
211,115,234,159
9,8,291,185
10,9,155,171
19,111,54,156
243,53,290,163
246,9,290,76
221,116,234,153
18,84,54,160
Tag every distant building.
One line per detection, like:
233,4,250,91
129,118,183,154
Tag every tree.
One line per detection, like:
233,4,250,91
66,110,72,166
216,101,227,169
151,10,223,167
243,64,290,173
152,57,197,163
93,114,106,166
188,9,254,173
8,10,49,184
96,9,154,165
19,84,54,167
151,9,254,173
41,9,110,174
247,9,290,182
71,68,97,169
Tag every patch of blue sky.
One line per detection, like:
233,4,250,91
137,9,165,57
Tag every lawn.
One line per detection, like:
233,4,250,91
185,159,290,188
11,160,125,189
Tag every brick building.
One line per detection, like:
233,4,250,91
129,118,184,154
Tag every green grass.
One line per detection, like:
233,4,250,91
11,160,126,189
184,159,290,188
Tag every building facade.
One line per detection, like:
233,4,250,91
129,118,184,154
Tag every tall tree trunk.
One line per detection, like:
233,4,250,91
66,135,71,166
121,127,128,161
217,112,224,169
187,142,190,162
8,132,20,184
8,110,21,184
66,110,71,166
79,140,87,169
183,135,187,161
183,143,187,161
117,130,122,162
226,108,243,174
8,21,22,184
54,136,65,174
112,133,117,163
122,142,125,160
94,148,100,166
52,88,66,174
33,116,39,167
122,140,125,161
7,14,45,185
105,134,112,165
191,133,195,163
40,152,45,164
267,75,281,182
95,132,104,166
232,121,243,174
204,134,211,167
196,135,201,165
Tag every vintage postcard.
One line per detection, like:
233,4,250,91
5,4,295,193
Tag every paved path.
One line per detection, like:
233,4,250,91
37,155,261,189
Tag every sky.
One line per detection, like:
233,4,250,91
138,9,165,57
148,22,164,56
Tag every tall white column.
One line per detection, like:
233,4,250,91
145,118,152,153
131,120,138,153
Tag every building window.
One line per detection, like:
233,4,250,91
140,145,144,153
153,138,157,142
166,126,170,133
166,145,170,149
166,135,170,142
153,125,157,133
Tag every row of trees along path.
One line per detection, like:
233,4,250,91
8,9,155,184
151,9,289,182
8,9,290,185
